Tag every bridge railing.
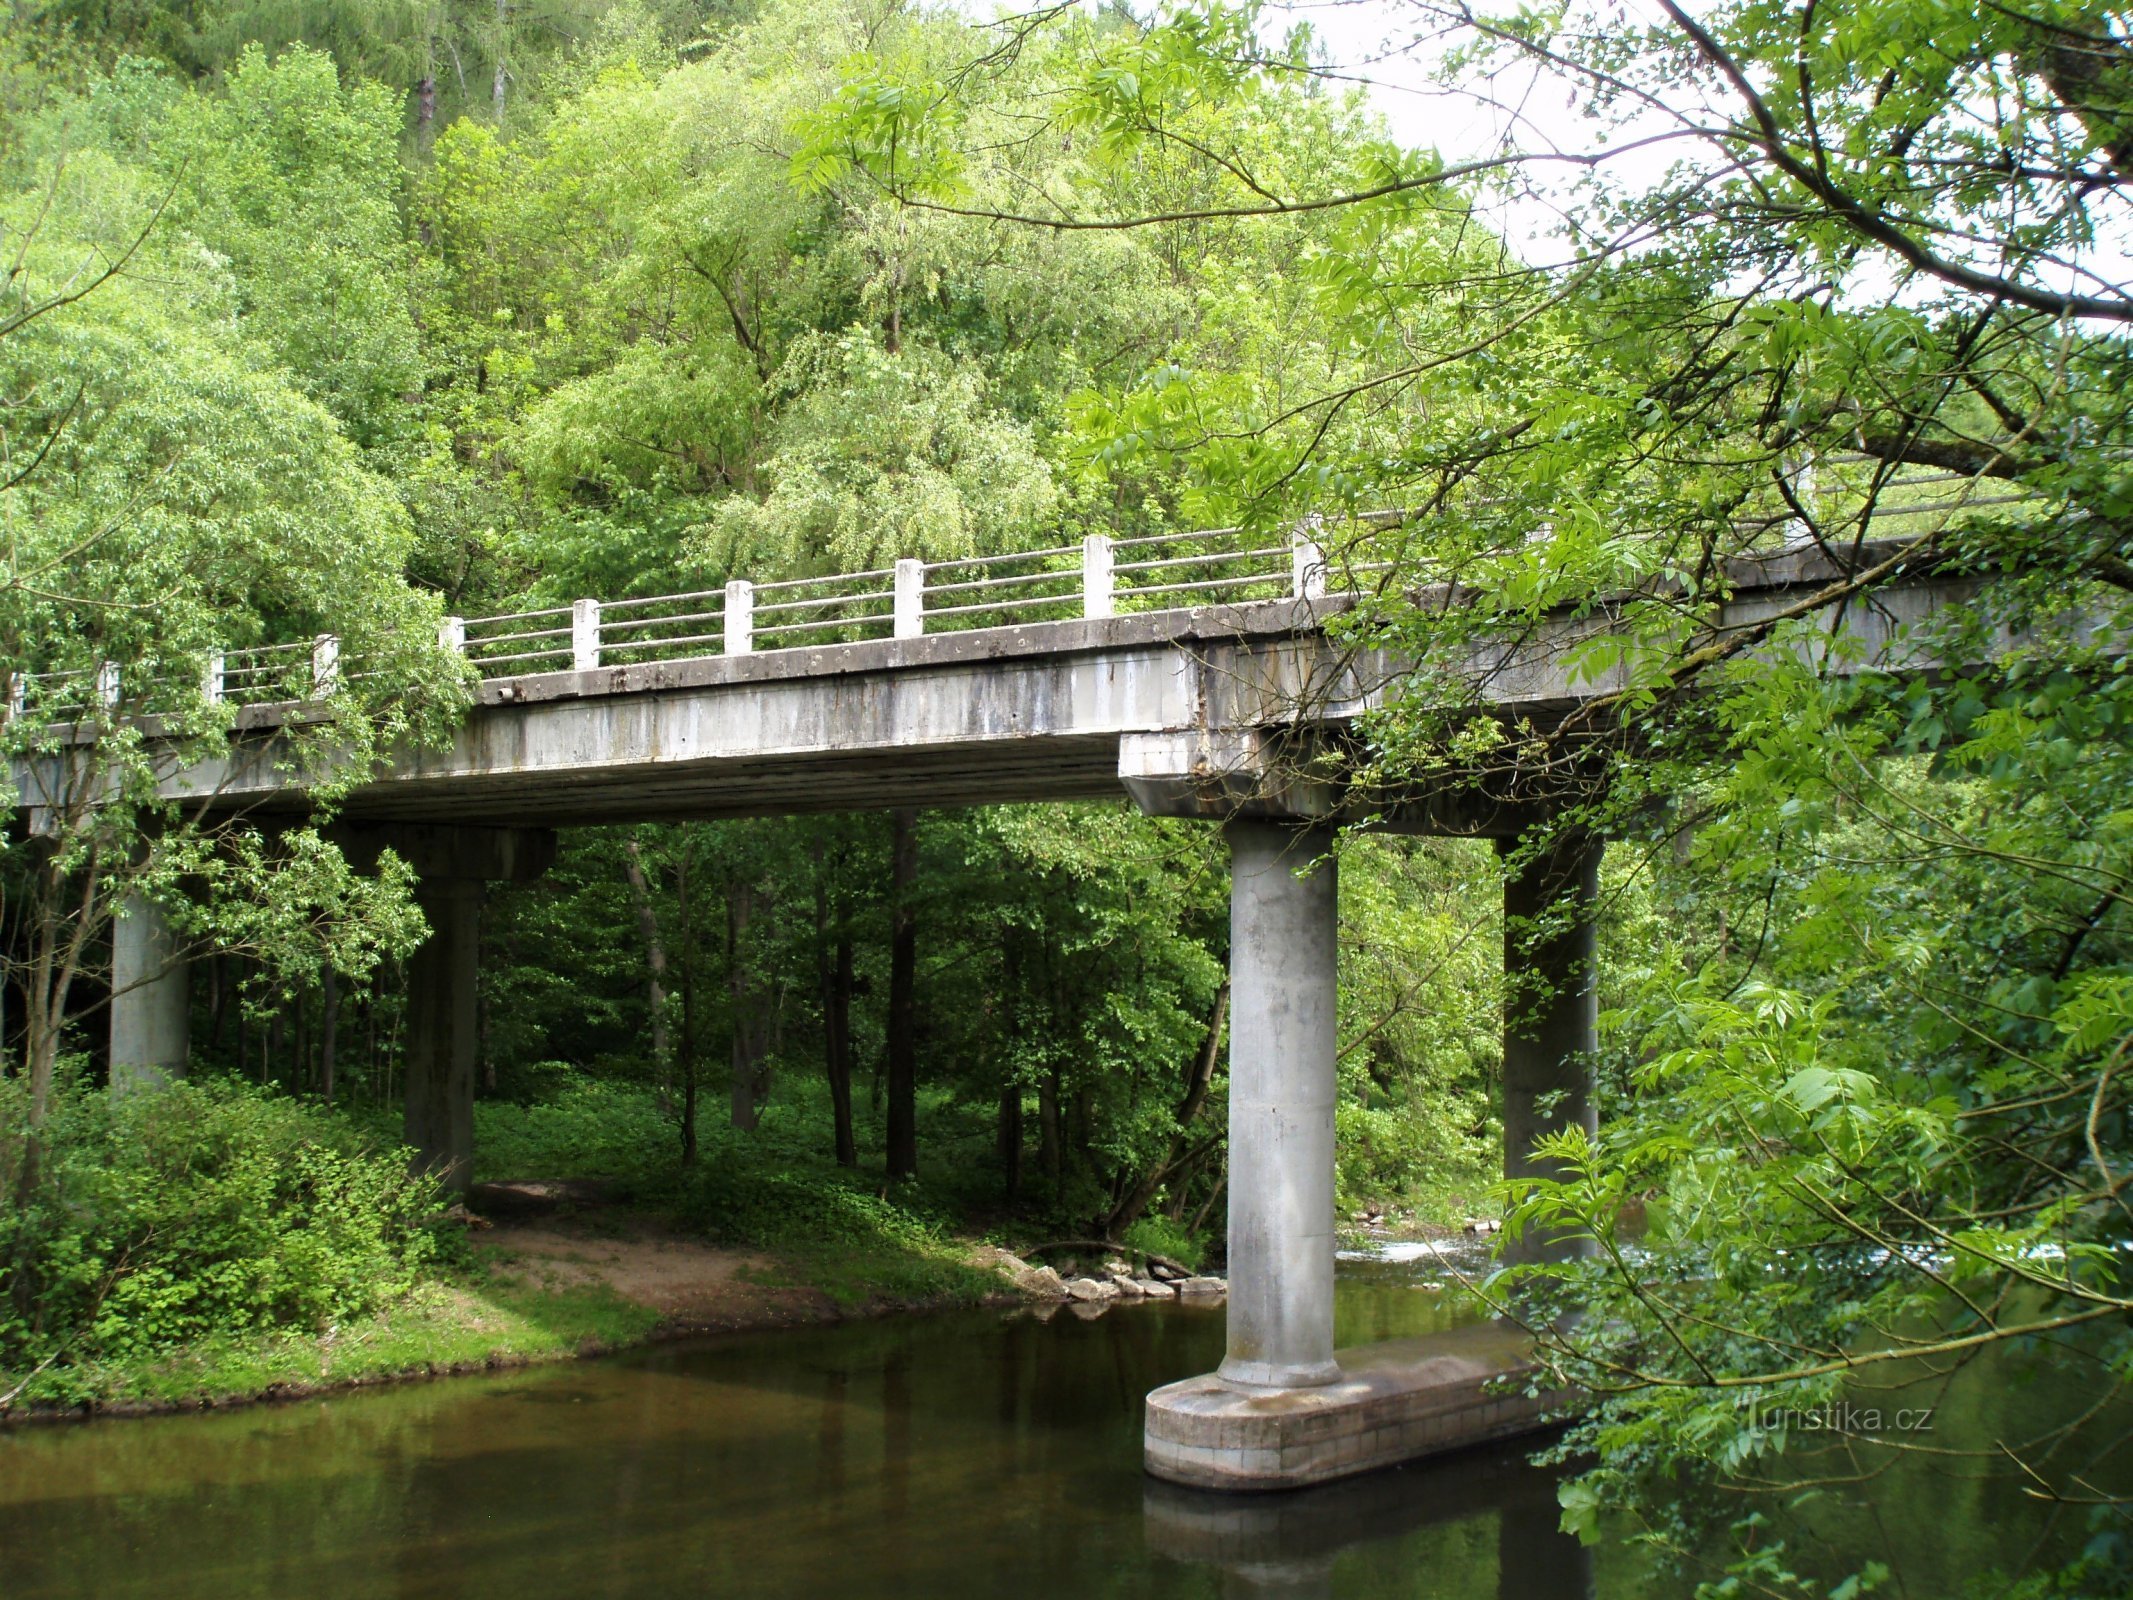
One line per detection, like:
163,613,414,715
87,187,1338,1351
423,524,1351,678
0,478,2000,720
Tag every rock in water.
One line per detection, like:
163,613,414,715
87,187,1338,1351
1066,1276,1120,1302
1017,1264,1069,1299
1177,1276,1227,1298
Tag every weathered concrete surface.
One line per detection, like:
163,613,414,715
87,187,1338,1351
1500,831,1603,1268
10,545,2004,834
1221,819,1342,1390
1144,1321,1564,1491
149,602,1381,827
404,879,481,1193
110,892,188,1094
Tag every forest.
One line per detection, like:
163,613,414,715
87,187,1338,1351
4,0,2132,1593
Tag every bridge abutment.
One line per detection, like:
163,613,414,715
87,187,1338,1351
110,893,189,1095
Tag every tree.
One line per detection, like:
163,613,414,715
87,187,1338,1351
0,102,459,1143
803,0,2133,1585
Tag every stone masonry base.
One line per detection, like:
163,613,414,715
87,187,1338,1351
1143,1322,1564,1491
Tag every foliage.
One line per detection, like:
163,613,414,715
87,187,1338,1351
0,1070,444,1402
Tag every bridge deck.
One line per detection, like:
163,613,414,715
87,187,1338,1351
14,543,1993,832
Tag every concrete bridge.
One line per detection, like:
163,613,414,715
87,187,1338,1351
16,522,2006,1491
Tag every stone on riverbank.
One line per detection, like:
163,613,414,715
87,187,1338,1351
1066,1277,1120,1303
1177,1276,1227,1298
1018,1264,1069,1298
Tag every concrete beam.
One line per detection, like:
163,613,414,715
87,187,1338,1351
110,893,188,1095
1499,830,1603,1267
327,822,556,883
1221,819,1341,1390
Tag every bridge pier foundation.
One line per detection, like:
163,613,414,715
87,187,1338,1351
110,893,189,1094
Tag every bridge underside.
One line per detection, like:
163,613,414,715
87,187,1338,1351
292,733,1136,826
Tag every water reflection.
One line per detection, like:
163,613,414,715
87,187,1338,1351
5,1243,2090,1598
1145,1444,1593,1600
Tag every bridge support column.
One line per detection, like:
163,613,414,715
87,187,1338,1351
111,893,188,1094
329,824,556,1197
1498,830,1602,1267
405,879,481,1194
1220,818,1341,1390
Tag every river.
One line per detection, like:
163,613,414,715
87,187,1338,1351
0,1243,2100,1597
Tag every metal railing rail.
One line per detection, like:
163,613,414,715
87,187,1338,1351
0,485,2026,721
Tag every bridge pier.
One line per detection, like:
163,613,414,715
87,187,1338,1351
110,893,189,1094
1220,819,1341,1390
405,879,482,1193
330,825,555,1194
1500,830,1601,1268
1145,795,1590,1491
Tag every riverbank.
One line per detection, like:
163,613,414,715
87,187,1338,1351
0,1206,1030,1424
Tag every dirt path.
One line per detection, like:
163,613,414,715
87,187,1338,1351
474,1214,844,1334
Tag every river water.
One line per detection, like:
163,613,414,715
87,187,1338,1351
0,1244,2100,1598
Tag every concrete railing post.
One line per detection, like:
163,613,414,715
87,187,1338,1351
202,653,225,706
1499,829,1603,1268
111,892,189,1095
724,580,754,655
439,616,466,656
572,598,601,672
1292,523,1327,601
1221,818,1342,1389
311,634,340,697
894,558,925,639
1082,534,1115,619
96,662,119,710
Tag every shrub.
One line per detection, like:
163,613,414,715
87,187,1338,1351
0,1069,443,1397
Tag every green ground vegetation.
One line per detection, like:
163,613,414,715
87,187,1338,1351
4,1,2132,1593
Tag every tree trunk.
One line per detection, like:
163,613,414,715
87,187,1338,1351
885,807,919,1180
1039,1064,1062,1202
623,840,671,1103
997,1084,1023,1203
815,859,857,1168
490,0,508,123
416,73,437,155
319,965,339,1106
676,853,699,1165
997,936,1023,1202
727,877,763,1132
208,953,226,1049
294,985,309,1092
1106,977,1228,1237
267,997,286,1086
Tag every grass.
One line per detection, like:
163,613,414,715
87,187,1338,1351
31,1267,660,1412
477,1074,1030,1311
